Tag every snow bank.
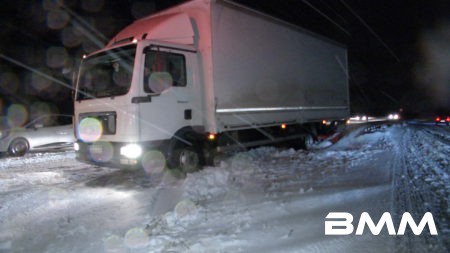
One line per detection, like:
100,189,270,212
2,123,448,253
182,167,230,201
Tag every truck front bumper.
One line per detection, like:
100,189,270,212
75,140,170,168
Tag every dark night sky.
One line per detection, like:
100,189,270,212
0,0,449,120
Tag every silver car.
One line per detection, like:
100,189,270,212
0,114,75,156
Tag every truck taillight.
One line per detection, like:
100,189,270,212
446,117,450,122
435,117,441,122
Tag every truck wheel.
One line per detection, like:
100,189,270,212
171,146,200,174
8,138,29,156
302,134,314,150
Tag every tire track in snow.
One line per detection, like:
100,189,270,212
393,127,448,252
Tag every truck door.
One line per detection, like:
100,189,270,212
136,45,199,142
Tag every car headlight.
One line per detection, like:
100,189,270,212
388,114,399,120
120,144,142,159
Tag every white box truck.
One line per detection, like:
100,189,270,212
73,0,349,172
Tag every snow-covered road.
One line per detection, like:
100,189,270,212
0,123,448,253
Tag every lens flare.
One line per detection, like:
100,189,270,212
46,46,68,68
29,102,53,120
174,199,198,220
88,141,114,163
103,234,124,253
61,26,83,48
46,9,70,30
141,150,166,175
7,104,28,127
78,117,103,142
30,69,53,92
124,227,149,249
0,72,20,94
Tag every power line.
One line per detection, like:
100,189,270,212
340,0,400,63
0,53,72,91
302,0,351,36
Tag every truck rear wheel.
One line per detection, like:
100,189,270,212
302,134,314,150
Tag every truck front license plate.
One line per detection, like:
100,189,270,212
90,145,103,154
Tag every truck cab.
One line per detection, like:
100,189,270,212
74,39,206,170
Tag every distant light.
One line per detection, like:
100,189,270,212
120,144,142,159
446,117,450,122
132,38,138,44
82,54,87,59
322,120,328,125
388,113,399,120
74,142,80,151
208,133,216,141
435,117,441,122
281,123,287,129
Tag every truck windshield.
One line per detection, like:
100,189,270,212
76,45,136,100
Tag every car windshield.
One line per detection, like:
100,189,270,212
76,45,136,100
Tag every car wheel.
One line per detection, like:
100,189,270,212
8,138,29,156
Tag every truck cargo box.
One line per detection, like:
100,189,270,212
210,1,349,131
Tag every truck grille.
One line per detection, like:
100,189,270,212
79,111,117,135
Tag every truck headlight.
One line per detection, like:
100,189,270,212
120,144,142,159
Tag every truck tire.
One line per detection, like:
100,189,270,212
167,128,206,174
170,145,200,174
302,134,314,151
8,138,29,156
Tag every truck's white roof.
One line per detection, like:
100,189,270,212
106,12,195,48
106,0,208,49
